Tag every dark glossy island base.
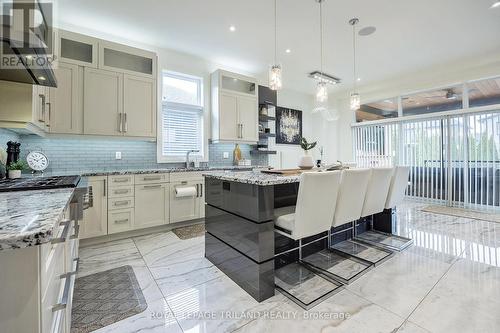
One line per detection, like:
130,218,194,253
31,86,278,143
203,174,402,303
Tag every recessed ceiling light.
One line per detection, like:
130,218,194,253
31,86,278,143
229,25,236,32
491,1,500,8
285,49,291,53
357,78,361,82
37,76,46,81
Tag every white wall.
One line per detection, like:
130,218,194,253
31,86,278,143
58,24,338,167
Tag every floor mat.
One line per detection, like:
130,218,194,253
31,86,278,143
172,223,205,239
71,265,147,333
422,205,500,223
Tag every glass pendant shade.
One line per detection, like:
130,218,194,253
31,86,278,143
316,81,328,103
269,64,282,91
350,92,361,111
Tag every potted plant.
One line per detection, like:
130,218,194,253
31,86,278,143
298,137,317,170
7,160,27,179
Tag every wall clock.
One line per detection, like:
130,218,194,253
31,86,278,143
26,150,49,173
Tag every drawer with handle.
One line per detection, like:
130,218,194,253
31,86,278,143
170,171,204,182
108,185,134,198
108,208,134,234
47,257,77,333
108,175,134,187
109,197,135,210
134,173,169,184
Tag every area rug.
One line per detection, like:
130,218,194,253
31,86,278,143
172,223,205,239
71,265,147,333
422,205,500,223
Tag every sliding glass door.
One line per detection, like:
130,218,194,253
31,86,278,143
352,110,500,210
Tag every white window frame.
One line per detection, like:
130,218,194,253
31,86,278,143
157,70,207,163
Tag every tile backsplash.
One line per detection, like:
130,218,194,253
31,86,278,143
7,134,267,173
0,129,20,149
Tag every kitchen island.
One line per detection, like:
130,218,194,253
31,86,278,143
203,170,302,302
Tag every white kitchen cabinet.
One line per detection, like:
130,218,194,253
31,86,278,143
48,62,83,134
80,176,107,239
108,209,134,234
123,75,156,137
170,180,204,223
99,40,156,78
219,93,239,141
237,95,258,142
211,69,258,143
134,183,169,228
83,67,123,136
0,80,49,134
57,29,98,68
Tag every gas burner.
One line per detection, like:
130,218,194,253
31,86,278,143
0,175,81,192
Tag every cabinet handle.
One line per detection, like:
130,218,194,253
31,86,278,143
114,189,129,194
143,176,161,181
143,184,161,189
51,220,71,244
118,113,123,132
114,200,130,206
52,273,75,312
195,183,199,197
124,113,128,132
39,94,46,122
181,181,188,185
200,183,203,197
103,179,106,196
60,257,79,278
113,178,129,183
46,102,51,127
70,223,80,239
115,218,129,224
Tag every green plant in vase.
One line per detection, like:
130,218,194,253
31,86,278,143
6,160,28,179
298,137,317,170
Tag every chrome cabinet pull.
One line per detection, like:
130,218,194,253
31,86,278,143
143,176,161,181
114,189,129,194
46,102,51,127
114,200,130,206
195,183,199,197
200,183,203,197
51,220,71,244
70,223,80,239
115,218,129,224
60,257,79,278
39,94,46,122
124,113,128,132
143,185,161,189
113,178,129,183
181,181,188,185
118,113,123,132
103,179,106,196
52,270,75,312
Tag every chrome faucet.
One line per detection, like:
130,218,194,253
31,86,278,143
185,150,200,169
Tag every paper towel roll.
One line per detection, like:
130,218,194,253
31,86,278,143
175,185,197,198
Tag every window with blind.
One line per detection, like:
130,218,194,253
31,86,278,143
160,71,204,161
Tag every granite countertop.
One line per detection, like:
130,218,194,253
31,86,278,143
203,170,301,186
0,188,74,251
45,165,268,177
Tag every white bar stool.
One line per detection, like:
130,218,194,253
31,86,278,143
329,168,394,266
274,171,344,309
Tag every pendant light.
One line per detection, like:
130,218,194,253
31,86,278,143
349,18,360,111
269,0,282,90
315,0,327,103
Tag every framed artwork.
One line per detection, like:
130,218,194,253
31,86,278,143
275,107,302,145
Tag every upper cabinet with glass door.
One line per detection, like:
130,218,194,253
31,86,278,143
99,41,156,78
57,30,99,68
219,71,256,96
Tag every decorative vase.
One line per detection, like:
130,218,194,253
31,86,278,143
8,170,21,179
298,151,314,170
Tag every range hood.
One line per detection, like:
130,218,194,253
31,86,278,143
0,0,57,87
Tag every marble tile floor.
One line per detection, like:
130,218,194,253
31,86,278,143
76,200,500,333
